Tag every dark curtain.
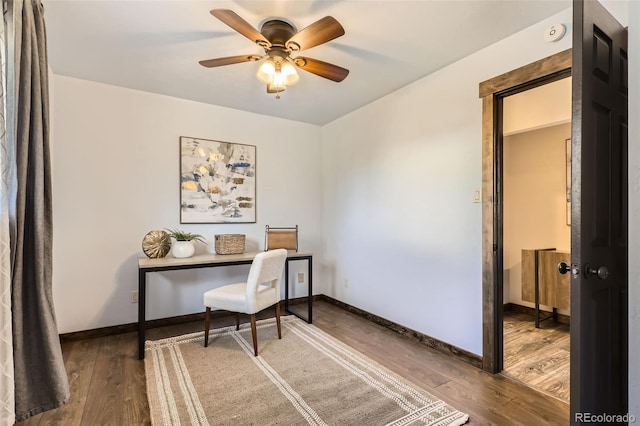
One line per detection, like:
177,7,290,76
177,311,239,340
10,0,69,421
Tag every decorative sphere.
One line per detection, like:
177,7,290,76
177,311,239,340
142,230,172,258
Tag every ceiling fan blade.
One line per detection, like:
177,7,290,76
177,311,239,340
210,9,270,48
293,57,349,82
285,16,344,52
199,54,262,68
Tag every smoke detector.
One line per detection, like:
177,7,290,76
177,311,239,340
544,24,566,42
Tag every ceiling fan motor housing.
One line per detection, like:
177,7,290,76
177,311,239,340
260,20,297,48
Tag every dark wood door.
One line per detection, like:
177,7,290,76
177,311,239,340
571,0,628,423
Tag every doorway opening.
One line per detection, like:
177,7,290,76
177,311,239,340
501,77,571,402
478,48,571,376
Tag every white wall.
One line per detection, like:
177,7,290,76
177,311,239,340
628,0,639,418
50,76,323,333
503,77,572,136
503,124,571,311
321,9,573,355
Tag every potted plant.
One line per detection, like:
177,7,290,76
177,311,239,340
165,228,205,258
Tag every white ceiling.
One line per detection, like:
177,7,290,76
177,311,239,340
43,0,571,125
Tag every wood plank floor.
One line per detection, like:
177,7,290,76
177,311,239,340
502,310,570,403
18,301,569,425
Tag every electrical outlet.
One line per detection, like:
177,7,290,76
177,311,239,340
297,272,304,283
344,278,349,288
131,291,138,304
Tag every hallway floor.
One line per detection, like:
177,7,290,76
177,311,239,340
502,309,570,402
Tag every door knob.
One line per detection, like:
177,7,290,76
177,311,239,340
557,262,570,274
585,265,609,280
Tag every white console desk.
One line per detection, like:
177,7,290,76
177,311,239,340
137,251,312,360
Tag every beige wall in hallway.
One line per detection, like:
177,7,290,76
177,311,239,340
503,123,571,313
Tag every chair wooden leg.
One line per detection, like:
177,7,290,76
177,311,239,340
275,303,282,339
236,313,240,331
250,314,258,356
204,307,211,347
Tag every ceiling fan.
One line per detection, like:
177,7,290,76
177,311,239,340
199,9,349,98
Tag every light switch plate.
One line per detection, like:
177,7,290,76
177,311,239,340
473,189,481,203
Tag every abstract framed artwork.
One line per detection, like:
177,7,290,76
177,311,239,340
180,136,256,223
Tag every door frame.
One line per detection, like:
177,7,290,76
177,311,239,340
479,49,572,373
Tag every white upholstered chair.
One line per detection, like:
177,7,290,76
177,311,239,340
203,248,288,356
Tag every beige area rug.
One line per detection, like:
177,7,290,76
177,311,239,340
145,316,469,426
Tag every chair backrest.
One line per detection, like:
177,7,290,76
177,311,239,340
245,249,288,310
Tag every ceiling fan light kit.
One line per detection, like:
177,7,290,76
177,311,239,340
199,9,349,99
256,59,299,85
258,58,299,99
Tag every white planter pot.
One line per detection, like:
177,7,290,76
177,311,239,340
171,240,195,258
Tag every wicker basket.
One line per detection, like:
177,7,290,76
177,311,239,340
214,234,246,255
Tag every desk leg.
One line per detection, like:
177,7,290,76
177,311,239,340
284,257,312,324
284,259,290,312
307,256,312,323
534,250,541,329
138,269,146,360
